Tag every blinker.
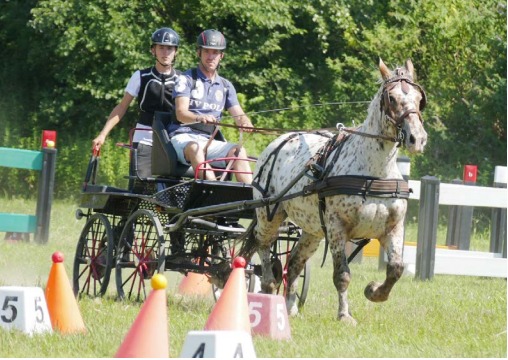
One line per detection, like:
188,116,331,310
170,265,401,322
382,77,427,112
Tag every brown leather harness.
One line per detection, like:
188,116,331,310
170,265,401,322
251,76,425,263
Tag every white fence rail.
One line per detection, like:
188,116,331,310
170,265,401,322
404,167,507,279
408,180,507,208
403,246,507,278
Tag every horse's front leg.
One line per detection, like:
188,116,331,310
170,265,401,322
258,244,278,294
364,226,404,302
285,232,321,316
328,227,357,325
254,210,287,296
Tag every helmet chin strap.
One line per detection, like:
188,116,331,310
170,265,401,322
152,46,177,69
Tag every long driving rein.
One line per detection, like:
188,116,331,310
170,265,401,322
215,76,426,146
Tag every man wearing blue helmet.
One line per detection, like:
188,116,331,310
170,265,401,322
92,27,181,190
171,29,253,183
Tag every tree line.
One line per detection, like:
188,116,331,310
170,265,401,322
0,0,505,199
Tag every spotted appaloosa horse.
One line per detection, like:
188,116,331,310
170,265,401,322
242,59,427,325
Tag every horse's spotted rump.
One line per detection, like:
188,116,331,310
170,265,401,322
244,59,427,325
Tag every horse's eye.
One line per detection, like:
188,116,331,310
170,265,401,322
389,96,395,104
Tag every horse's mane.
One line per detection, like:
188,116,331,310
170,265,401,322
365,81,385,125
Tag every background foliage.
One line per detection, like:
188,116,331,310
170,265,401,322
0,0,506,198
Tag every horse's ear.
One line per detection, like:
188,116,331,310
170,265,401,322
405,59,415,81
379,58,392,80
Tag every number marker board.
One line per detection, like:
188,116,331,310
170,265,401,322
0,286,52,335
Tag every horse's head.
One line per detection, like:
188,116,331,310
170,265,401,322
378,58,428,153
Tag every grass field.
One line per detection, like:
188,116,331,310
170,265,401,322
0,198,506,357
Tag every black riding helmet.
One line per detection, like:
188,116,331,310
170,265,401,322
151,28,180,47
196,29,226,50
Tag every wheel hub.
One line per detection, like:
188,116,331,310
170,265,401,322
91,253,107,280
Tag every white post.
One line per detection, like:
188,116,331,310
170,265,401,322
491,166,507,257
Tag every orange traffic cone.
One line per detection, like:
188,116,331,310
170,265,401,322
45,251,87,334
177,259,212,297
204,257,251,334
115,274,169,358
177,272,212,296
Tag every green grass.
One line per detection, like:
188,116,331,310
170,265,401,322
0,198,506,357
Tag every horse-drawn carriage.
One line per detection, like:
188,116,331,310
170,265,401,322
73,59,427,324
72,109,311,304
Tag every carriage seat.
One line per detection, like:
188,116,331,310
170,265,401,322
151,111,228,179
151,112,193,178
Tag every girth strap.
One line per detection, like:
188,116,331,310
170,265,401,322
304,175,411,200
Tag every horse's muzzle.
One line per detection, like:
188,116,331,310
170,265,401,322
404,115,427,153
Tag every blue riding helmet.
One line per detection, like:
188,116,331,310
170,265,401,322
151,28,180,47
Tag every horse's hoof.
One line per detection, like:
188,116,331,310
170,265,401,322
287,303,299,317
364,281,388,302
338,314,357,326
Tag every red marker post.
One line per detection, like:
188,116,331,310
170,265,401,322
457,165,476,250
41,130,57,149
463,165,477,185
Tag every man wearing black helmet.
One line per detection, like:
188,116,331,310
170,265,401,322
92,27,181,189
171,29,254,183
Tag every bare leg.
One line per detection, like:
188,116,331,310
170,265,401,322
227,146,253,184
184,142,216,180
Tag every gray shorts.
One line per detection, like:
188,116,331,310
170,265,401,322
170,133,238,168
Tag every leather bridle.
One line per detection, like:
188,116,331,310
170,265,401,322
339,76,426,146
381,76,426,126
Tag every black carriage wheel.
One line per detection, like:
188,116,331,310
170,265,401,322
293,260,311,307
73,213,114,298
272,222,311,308
115,209,165,302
